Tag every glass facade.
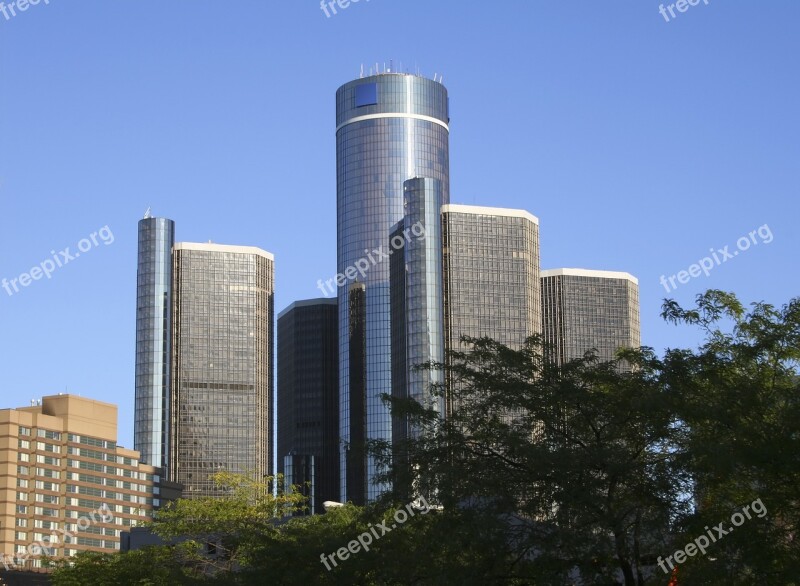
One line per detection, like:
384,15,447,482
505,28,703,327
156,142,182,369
134,217,174,471
277,299,339,515
336,73,450,502
283,454,315,515
540,269,641,370
169,243,274,498
441,205,541,419
390,178,445,447
442,205,542,353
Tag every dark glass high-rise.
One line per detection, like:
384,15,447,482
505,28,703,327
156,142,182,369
277,298,339,515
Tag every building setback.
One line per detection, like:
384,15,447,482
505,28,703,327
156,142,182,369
336,72,450,503
540,268,641,368
169,242,274,498
0,395,158,570
277,298,339,515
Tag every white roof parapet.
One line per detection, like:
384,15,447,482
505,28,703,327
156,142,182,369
174,242,274,261
441,204,539,225
541,268,639,285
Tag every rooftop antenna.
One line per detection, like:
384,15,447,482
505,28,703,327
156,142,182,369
433,73,437,82
143,207,152,219
389,59,393,72
360,64,364,78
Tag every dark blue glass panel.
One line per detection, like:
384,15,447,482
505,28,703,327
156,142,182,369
355,83,378,107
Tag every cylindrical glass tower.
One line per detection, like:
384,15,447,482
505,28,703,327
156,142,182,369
336,72,450,503
134,216,175,471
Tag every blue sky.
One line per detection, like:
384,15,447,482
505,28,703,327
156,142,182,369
1,0,798,449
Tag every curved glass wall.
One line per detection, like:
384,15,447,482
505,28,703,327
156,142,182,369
134,217,175,471
336,73,450,502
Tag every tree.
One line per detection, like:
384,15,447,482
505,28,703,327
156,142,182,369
50,546,204,586
53,291,800,585
374,335,686,585
661,291,800,583
374,290,800,584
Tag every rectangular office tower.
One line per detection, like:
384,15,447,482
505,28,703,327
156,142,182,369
390,178,446,449
134,216,174,472
169,243,274,498
0,395,158,570
441,205,542,354
540,269,641,367
277,298,339,515
336,72,450,503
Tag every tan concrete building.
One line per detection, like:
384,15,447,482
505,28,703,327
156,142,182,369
0,395,158,570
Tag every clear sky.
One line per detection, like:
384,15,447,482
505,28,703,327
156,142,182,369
1,0,798,450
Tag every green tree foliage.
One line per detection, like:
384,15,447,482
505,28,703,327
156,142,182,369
375,338,686,584
49,545,205,585
661,291,800,583
51,291,800,585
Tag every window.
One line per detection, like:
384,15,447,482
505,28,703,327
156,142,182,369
37,442,61,454
18,439,30,449
17,479,29,489
37,429,62,440
355,83,378,107
19,426,31,436
15,518,28,528
36,455,60,466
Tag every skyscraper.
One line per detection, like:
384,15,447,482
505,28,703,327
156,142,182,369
134,216,174,472
390,178,445,447
169,243,274,498
441,204,542,353
277,298,339,515
336,72,450,503
540,268,641,367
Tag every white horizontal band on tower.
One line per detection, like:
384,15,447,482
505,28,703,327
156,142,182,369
336,113,450,133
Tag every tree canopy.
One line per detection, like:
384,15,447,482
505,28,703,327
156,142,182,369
52,291,800,585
